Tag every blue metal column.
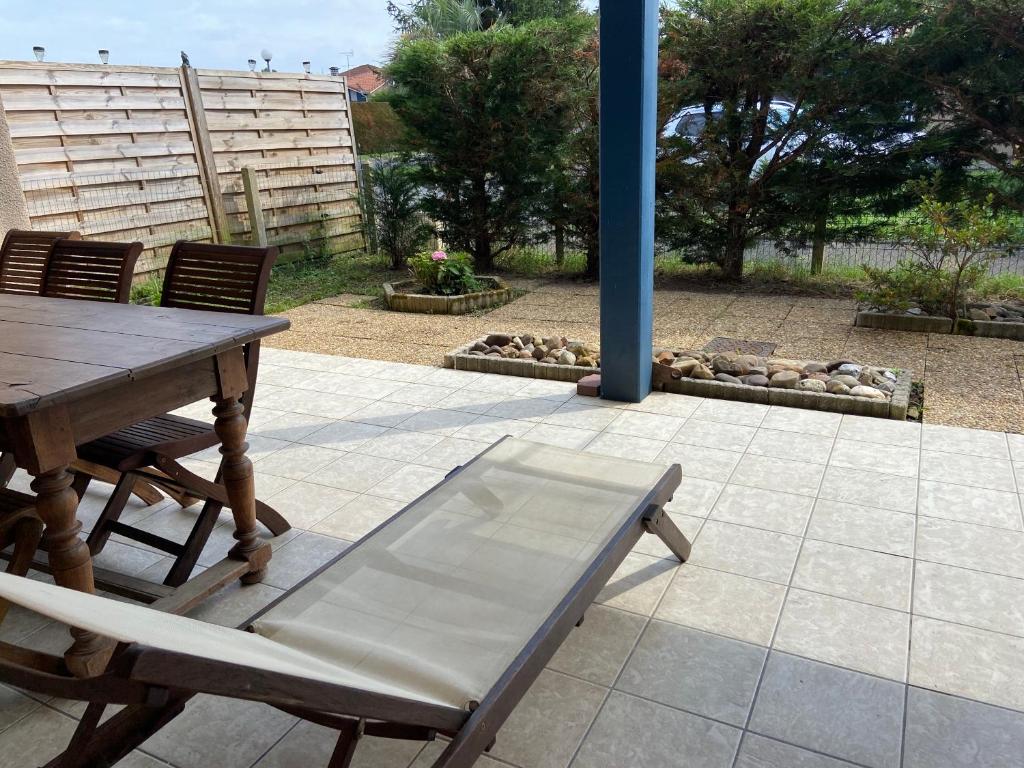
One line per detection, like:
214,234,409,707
598,0,658,402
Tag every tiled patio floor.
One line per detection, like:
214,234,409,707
3,347,1024,768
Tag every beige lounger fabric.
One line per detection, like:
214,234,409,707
0,571,437,702
253,439,667,709
0,439,667,710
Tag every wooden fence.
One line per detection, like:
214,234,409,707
0,61,363,278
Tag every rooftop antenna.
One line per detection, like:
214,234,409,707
338,50,354,70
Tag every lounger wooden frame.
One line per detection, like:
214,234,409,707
0,438,691,768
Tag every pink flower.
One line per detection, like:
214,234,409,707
431,251,448,261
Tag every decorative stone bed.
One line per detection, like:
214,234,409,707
652,350,911,420
384,277,513,315
445,333,912,419
856,300,1024,340
444,333,599,382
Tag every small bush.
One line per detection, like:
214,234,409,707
408,250,480,295
856,261,948,315
365,161,430,270
857,190,1019,318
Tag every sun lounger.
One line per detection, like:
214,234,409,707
0,437,690,768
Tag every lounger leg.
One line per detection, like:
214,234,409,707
212,392,270,584
642,506,691,562
328,719,364,768
44,695,191,768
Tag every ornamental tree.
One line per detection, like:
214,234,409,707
903,0,1024,212
387,18,590,270
656,0,923,280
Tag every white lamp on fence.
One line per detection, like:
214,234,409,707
302,61,311,74
98,49,109,64
261,48,273,72
32,46,45,62
248,58,257,71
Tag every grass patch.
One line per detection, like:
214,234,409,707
976,272,1024,302
653,255,868,296
493,246,588,277
265,252,404,314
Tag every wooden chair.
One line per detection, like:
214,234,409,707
0,438,691,768
0,228,81,295
0,232,128,592
42,238,142,304
0,491,44,625
0,230,83,490
76,241,290,588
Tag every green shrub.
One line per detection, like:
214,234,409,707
351,102,409,155
131,277,162,306
408,250,480,295
858,190,1020,318
365,161,430,270
856,261,948,315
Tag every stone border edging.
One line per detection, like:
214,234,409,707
384,277,513,315
444,335,596,382
857,310,1024,341
658,370,912,420
855,311,953,334
445,335,912,420
955,318,1024,340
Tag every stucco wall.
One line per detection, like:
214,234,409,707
0,93,28,240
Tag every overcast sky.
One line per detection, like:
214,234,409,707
0,1,399,73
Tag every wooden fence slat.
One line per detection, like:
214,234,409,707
0,69,184,88
8,117,193,138
0,93,188,111
14,141,199,165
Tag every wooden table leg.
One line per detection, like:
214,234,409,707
212,394,270,584
31,466,113,676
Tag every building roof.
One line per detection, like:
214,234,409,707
341,64,387,95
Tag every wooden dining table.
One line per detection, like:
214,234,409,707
0,293,289,676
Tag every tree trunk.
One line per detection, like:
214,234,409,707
585,240,599,279
721,209,747,281
474,235,493,273
470,173,491,272
554,224,565,267
811,209,827,275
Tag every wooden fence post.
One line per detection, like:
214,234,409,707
180,65,230,243
241,167,268,247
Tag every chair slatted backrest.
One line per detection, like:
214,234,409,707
161,242,279,417
42,239,142,304
0,229,81,295
161,242,278,316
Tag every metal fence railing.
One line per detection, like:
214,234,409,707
742,239,1024,276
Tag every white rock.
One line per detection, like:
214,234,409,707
850,385,886,400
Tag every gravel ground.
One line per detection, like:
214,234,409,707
267,280,1024,433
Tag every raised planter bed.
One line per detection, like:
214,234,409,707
444,333,599,382
855,310,953,334
445,334,912,420
384,277,513,315
857,301,1024,340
